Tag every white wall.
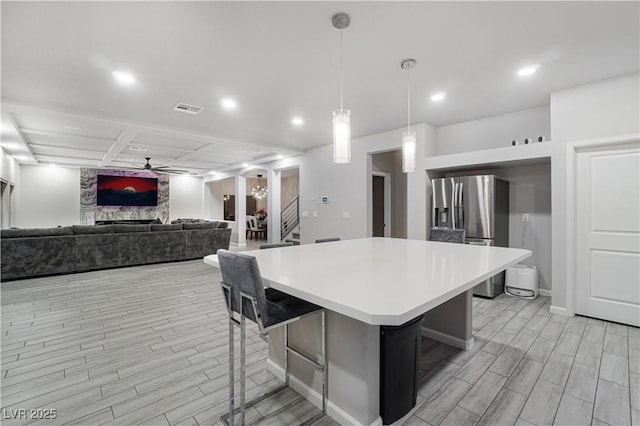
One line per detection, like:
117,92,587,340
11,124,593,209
296,123,436,244
169,174,204,221
550,72,640,312
16,164,80,228
281,175,299,210
436,106,550,155
205,177,234,220
1,148,19,184
1,149,19,228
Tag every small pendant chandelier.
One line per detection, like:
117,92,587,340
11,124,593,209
401,59,416,173
332,12,351,164
251,174,268,200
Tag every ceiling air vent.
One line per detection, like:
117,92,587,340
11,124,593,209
172,103,204,115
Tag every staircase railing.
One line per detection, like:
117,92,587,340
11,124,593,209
281,196,300,239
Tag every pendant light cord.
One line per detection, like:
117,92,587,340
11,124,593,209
340,29,344,113
407,67,411,134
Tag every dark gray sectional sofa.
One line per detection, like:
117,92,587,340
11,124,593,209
1,222,231,281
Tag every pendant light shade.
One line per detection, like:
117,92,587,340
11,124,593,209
332,13,351,164
333,109,351,163
401,59,416,173
402,130,416,173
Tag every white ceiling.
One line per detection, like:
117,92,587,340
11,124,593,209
1,1,638,175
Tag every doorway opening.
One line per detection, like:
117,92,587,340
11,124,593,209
372,173,390,237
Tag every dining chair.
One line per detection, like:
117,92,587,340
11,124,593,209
246,216,265,240
314,237,341,244
217,250,327,425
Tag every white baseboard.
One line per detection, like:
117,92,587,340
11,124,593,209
266,359,382,426
538,289,552,297
550,305,573,317
421,327,474,350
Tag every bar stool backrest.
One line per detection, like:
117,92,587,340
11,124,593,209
259,243,294,249
315,237,340,243
429,228,465,244
217,249,269,327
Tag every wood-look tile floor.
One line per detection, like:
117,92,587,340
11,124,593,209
1,260,638,426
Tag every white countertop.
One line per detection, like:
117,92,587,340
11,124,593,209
204,238,530,326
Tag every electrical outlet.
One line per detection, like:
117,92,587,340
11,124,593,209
522,213,529,222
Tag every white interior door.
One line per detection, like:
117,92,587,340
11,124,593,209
575,144,640,326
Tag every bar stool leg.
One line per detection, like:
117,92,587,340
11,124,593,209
321,310,327,413
228,317,235,426
240,311,246,424
284,323,289,386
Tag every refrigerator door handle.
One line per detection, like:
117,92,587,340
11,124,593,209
458,181,464,229
452,182,458,228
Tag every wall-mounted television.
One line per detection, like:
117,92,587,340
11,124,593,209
97,175,158,206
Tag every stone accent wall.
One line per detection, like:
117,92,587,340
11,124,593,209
80,168,169,225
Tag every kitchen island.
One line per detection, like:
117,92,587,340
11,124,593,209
204,237,530,425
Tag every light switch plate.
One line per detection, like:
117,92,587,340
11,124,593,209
313,211,318,217
302,210,309,217
342,212,350,218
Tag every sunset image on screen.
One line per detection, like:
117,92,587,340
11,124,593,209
96,175,158,206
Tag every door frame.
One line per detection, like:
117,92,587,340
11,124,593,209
372,171,391,237
564,133,640,317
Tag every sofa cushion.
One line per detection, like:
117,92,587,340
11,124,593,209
114,224,151,233
73,225,114,235
210,221,229,229
1,226,73,238
182,222,217,230
1,235,76,279
186,227,232,258
151,224,182,232
75,231,188,272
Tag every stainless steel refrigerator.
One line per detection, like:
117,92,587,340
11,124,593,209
431,175,509,298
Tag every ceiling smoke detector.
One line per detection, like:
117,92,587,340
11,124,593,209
172,103,205,115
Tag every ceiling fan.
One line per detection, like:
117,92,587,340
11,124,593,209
130,157,189,174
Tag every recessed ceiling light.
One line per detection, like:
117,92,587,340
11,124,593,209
517,65,540,77
292,117,304,126
63,124,83,131
112,70,136,86
48,163,57,168
241,163,249,168
431,92,446,102
276,154,284,160
221,98,237,110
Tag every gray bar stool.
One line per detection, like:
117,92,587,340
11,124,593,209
217,249,327,426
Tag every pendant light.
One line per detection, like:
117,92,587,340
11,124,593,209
332,13,351,164
251,174,268,200
401,59,416,173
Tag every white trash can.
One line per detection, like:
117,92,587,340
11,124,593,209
505,265,539,299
